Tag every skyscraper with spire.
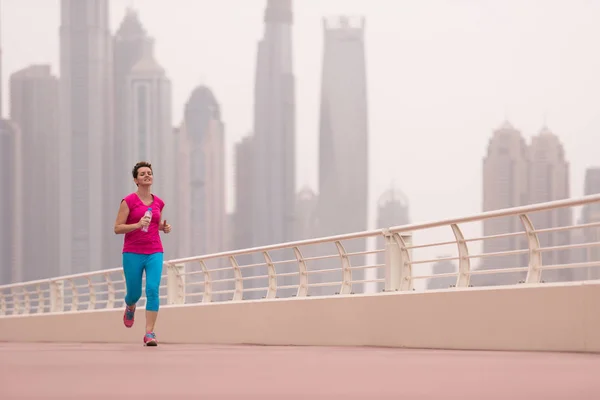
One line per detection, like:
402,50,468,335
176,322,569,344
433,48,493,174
251,0,296,248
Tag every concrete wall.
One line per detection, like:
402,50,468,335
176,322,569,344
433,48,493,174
1,281,599,353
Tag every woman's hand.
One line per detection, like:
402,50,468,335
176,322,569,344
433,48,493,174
138,215,151,229
160,220,172,234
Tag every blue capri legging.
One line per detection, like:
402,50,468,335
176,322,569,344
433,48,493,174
122,252,163,312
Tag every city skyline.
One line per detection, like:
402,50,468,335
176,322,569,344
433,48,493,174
4,0,600,227
2,0,600,288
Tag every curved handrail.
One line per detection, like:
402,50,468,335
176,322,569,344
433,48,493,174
2,194,600,317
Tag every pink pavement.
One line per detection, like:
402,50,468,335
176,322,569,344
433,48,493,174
1,343,599,399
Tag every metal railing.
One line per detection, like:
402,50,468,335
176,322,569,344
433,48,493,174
2,194,600,316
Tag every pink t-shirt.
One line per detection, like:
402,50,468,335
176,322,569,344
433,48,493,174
122,192,165,254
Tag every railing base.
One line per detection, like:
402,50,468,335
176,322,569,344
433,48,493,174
1,282,599,353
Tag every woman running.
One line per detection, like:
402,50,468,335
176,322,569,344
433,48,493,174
113,161,172,346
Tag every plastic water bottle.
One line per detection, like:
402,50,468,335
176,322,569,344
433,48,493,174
141,207,152,232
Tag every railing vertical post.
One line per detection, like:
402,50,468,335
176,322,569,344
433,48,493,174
105,273,115,309
69,280,78,311
50,280,64,313
36,284,45,314
22,287,31,315
335,241,352,295
167,263,186,305
520,214,542,284
451,223,471,287
384,231,413,292
0,292,5,315
198,260,212,303
263,251,277,299
87,277,96,310
12,288,21,315
229,256,244,301
293,247,308,298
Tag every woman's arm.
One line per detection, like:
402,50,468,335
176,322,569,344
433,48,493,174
114,200,145,234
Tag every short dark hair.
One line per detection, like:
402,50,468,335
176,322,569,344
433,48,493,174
132,161,152,179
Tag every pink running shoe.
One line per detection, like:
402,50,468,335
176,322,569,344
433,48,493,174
123,305,135,328
144,331,158,347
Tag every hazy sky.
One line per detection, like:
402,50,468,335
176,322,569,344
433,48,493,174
3,0,600,265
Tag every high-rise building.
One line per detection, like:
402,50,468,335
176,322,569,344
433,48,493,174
113,8,153,198
175,124,193,259
316,16,369,295
170,126,185,258
178,86,226,259
224,212,235,252
59,0,113,274
478,121,530,286
0,120,21,284
0,4,19,285
0,1,3,118
251,0,296,248
126,55,172,188
9,65,60,281
233,135,254,252
576,167,600,280
232,135,255,293
294,187,319,241
582,168,600,216
124,40,174,256
528,126,572,281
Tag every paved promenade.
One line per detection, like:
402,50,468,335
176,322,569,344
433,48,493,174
1,343,599,399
